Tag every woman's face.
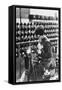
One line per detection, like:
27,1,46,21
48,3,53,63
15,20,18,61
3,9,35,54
39,35,43,43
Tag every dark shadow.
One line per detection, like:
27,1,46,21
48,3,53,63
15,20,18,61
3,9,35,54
4,80,8,83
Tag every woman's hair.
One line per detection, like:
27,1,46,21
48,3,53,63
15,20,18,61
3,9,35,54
35,26,44,35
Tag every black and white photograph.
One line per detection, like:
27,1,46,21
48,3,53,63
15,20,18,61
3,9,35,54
16,6,60,83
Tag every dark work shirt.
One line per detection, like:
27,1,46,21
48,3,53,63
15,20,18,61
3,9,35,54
41,41,52,59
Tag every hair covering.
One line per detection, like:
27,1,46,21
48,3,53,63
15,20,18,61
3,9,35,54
35,25,44,35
